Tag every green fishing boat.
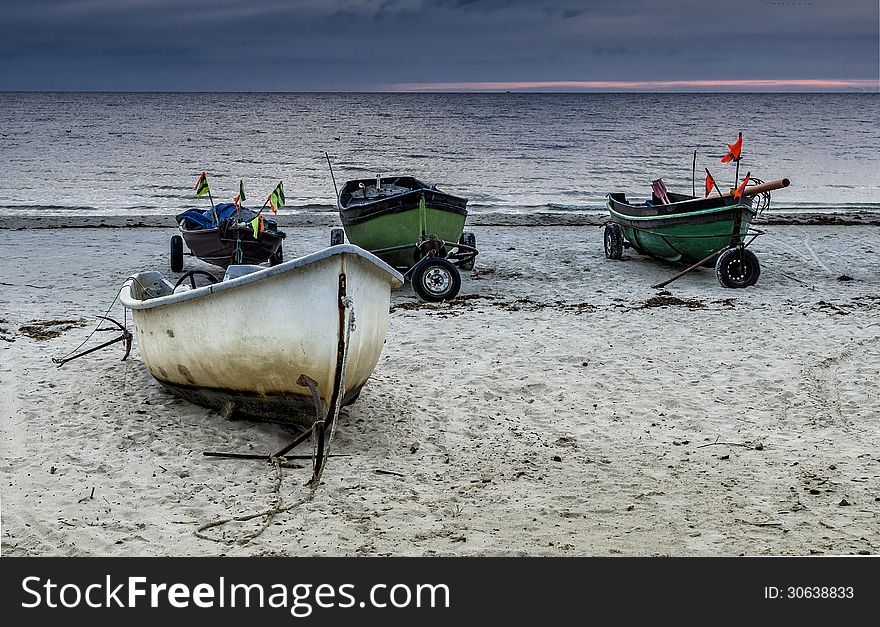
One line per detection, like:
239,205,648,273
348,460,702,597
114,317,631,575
331,175,478,302
605,177,790,288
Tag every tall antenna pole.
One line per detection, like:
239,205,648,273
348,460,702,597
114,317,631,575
325,152,340,209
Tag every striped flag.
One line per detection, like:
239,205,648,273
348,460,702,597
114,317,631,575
194,171,210,197
267,181,285,215
233,179,246,207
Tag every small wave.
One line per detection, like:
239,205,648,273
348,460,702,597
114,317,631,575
0,204,101,212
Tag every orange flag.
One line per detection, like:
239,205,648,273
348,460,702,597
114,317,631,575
704,169,716,197
734,172,751,199
721,133,743,163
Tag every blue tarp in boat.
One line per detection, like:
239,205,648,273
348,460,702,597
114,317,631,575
176,203,259,230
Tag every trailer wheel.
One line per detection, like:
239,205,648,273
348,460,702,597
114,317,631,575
411,257,461,302
330,228,345,246
715,247,760,288
458,231,476,270
171,235,184,272
269,244,284,266
604,223,624,259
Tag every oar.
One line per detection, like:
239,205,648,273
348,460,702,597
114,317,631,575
651,248,725,290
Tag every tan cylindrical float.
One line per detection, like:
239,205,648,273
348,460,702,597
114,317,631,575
740,178,791,197
711,178,791,198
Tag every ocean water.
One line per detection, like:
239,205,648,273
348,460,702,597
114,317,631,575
0,92,878,216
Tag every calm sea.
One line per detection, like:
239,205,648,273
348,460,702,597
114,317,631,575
0,92,878,215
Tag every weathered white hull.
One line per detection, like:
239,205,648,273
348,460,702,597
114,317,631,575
119,245,403,425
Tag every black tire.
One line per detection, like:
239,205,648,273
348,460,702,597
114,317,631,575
715,247,760,288
604,223,624,260
411,257,461,302
269,243,283,266
330,228,345,246
458,231,476,271
170,235,184,272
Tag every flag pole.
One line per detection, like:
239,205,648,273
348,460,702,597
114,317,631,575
201,173,217,224
208,190,218,225
692,150,696,197
255,195,271,219
733,131,742,196
706,168,724,197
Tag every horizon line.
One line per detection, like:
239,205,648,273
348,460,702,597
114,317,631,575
386,79,880,92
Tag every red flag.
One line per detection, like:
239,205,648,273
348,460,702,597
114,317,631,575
734,172,751,199
721,133,743,163
704,169,716,197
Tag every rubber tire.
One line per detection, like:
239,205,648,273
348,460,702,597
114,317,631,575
171,235,184,272
269,243,283,266
330,228,345,246
411,257,461,302
715,248,760,288
604,223,624,260
458,231,476,271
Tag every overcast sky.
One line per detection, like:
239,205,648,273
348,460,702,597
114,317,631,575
1,0,877,91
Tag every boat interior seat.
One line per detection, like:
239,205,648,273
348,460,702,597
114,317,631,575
223,264,265,281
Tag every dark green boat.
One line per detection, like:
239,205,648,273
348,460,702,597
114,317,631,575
605,178,789,288
606,191,756,263
331,176,477,301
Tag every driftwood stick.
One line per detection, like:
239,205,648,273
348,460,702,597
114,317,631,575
696,435,751,449
271,428,313,459
203,451,349,461
374,469,405,477
736,518,783,527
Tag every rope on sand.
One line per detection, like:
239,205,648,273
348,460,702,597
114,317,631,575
195,296,354,545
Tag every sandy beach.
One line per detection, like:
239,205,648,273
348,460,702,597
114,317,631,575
1,216,878,556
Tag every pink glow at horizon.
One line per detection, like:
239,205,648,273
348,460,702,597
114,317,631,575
388,79,879,91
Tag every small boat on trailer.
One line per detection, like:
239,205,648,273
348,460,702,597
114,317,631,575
172,202,286,271
119,245,403,425
605,178,790,288
331,175,478,302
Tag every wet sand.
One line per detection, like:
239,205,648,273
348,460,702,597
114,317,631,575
1,219,878,556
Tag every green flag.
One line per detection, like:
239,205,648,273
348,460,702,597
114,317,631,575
194,171,210,198
234,179,246,207
250,215,264,239
268,181,285,214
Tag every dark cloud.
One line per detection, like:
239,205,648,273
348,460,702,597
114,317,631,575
0,0,876,90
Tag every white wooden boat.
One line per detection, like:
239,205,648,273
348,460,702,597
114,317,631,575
119,245,403,424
